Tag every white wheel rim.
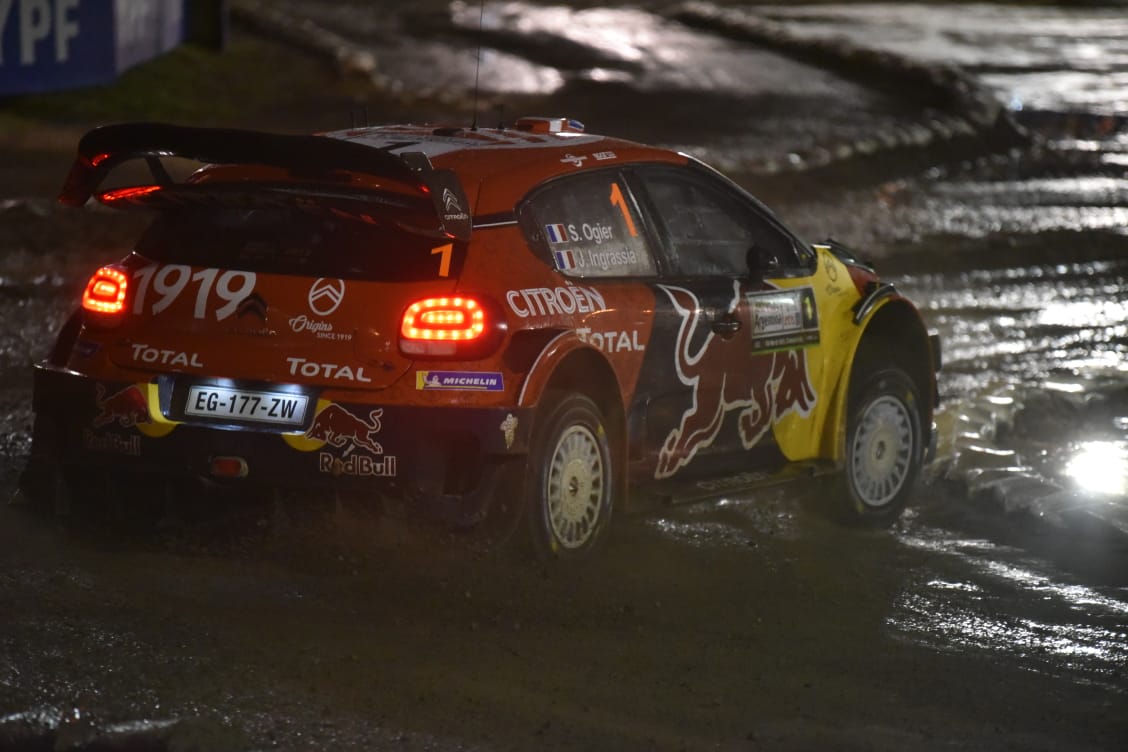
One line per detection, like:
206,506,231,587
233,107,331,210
850,395,913,508
546,424,605,550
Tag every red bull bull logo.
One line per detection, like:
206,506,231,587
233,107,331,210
655,282,817,479
305,403,384,455
93,384,151,429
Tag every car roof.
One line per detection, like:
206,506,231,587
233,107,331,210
323,122,689,216
60,120,692,233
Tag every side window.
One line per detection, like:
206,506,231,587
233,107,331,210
519,171,657,278
637,168,801,277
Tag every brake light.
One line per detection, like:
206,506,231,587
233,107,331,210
400,296,502,357
402,297,485,341
82,266,129,315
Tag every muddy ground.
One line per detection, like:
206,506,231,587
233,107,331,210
1,480,1124,752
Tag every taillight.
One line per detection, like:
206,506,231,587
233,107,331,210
82,266,129,315
399,296,503,357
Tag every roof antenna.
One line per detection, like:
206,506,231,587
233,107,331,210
470,0,485,130
349,106,369,128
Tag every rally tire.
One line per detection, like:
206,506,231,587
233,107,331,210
526,393,614,560
836,367,922,526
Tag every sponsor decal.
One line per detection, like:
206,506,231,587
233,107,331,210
236,292,268,321
655,281,817,479
576,327,644,353
306,404,397,477
823,254,845,297
593,151,617,161
308,278,345,316
288,315,352,341
319,453,397,477
500,414,518,450
130,344,204,368
93,384,151,429
286,357,371,382
416,371,504,391
441,188,469,221
306,404,384,455
560,153,587,168
82,429,141,457
506,286,606,318
545,223,569,244
747,287,820,352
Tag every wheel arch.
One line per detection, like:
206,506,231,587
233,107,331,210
826,298,937,463
518,334,630,507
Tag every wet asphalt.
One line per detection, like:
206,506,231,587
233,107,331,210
2,2,1128,750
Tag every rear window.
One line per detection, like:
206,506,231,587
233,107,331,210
136,209,462,281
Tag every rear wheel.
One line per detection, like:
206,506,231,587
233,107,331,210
837,366,922,525
526,393,614,559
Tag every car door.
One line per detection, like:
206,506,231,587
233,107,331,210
627,164,820,481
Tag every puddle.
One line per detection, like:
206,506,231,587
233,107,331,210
892,526,1128,689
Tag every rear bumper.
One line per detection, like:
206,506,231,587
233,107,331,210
28,363,533,526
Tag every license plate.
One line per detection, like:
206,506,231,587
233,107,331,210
184,385,308,427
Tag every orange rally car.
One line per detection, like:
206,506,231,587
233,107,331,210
21,117,940,559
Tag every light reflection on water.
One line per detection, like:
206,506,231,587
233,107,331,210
893,529,1128,686
757,3,1128,116
929,176,1128,205
893,590,1127,673
450,0,907,103
911,204,1128,238
471,4,655,65
895,257,1128,400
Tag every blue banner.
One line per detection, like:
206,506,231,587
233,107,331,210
0,0,184,95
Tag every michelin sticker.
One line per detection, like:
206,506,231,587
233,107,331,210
417,371,504,391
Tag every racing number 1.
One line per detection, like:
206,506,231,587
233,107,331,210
432,243,453,277
609,182,638,238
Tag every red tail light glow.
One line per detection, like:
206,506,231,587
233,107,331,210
82,266,129,315
400,296,503,358
402,297,485,342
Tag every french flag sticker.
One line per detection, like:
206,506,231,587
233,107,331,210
554,250,577,270
545,223,569,244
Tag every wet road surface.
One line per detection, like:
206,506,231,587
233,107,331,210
753,3,1128,118
3,2,1128,750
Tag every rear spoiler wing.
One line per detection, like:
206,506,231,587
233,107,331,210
58,122,473,241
